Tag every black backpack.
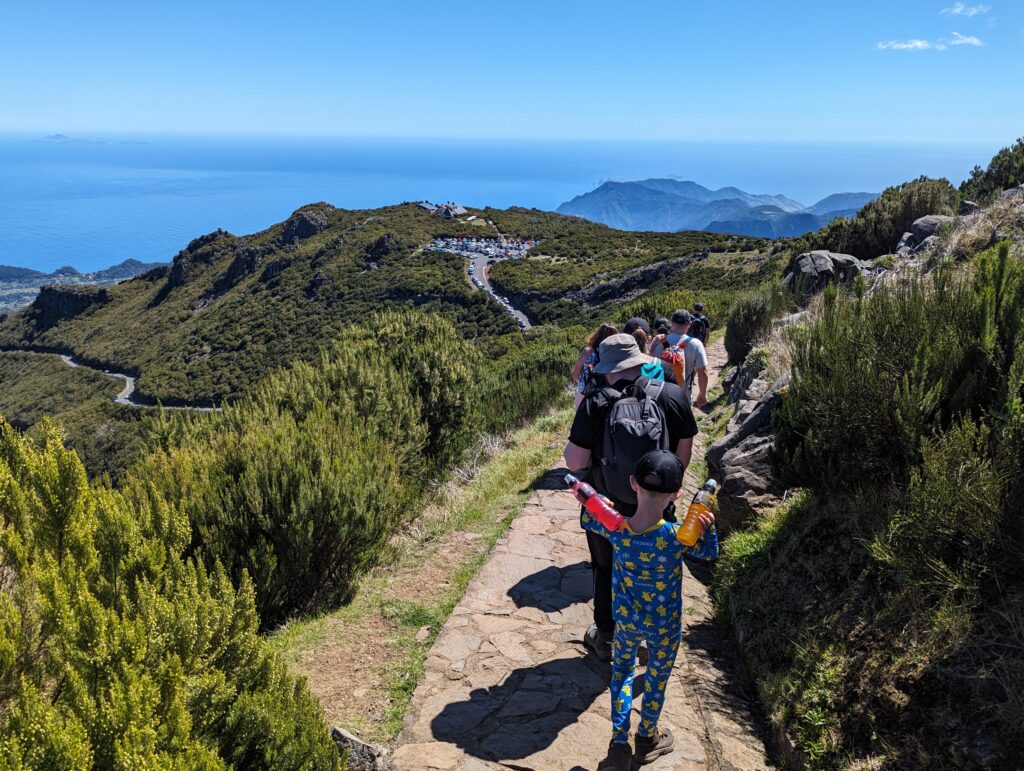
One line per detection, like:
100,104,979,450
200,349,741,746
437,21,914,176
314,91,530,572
596,378,671,507
690,315,708,344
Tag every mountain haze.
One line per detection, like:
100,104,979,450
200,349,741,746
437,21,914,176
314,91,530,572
557,179,878,237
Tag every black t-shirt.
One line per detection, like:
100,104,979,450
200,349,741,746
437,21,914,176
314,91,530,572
568,376,698,515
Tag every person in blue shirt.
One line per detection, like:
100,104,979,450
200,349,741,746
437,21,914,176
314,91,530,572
583,450,719,771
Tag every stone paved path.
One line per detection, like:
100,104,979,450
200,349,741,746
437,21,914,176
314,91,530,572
394,342,774,771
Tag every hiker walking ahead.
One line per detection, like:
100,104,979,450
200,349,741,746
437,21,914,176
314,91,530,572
585,450,718,770
563,333,698,661
651,310,709,408
623,317,677,385
690,302,710,346
571,323,619,407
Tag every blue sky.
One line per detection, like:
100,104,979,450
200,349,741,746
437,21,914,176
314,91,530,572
1,0,1021,142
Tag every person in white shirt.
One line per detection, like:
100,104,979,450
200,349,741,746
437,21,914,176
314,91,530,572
649,310,709,408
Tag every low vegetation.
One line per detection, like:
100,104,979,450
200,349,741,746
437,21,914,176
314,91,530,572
723,287,787,364
791,176,957,260
270,406,573,741
717,243,1024,768
0,420,341,769
0,204,515,404
960,136,1024,204
131,312,579,627
0,351,149,477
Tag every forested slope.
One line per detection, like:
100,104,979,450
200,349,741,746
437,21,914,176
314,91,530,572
712,143,1024,768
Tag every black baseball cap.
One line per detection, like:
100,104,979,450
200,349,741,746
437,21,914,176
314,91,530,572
634,450,684,493
653,316,670,333
671,309,692,325
694,302,705,312
623,317,651,335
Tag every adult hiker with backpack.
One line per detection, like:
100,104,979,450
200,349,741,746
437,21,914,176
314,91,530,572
563,333,699,661
690,302,710,346
650,309,709,409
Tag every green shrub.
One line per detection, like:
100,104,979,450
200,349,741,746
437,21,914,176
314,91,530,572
0,421,341,769
792,176,957,260
721,242,1024,767
960,137,1024,204
772,242,1022,492
136,312,578,626
724,288,785,364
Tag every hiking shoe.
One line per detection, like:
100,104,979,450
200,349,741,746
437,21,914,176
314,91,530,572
634,727,674,764
597,741,632,771
584,623,612,662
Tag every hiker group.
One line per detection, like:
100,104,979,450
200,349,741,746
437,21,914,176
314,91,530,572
564,303,717,770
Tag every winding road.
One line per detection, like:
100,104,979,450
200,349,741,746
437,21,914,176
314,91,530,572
8,348,218,412
467,251,532,330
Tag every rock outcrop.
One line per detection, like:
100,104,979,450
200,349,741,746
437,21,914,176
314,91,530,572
29,285,111,329
1000,184,1024,203
707,372,790,529
781,250,869,300
959,200,981,216
331,727,392,771
166,229,234,291
893,214,955,258
911,214,954,244
280,204,333,243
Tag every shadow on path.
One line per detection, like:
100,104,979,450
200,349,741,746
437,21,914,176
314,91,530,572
507,561,591,611
530,466,571,492
430,655,634,763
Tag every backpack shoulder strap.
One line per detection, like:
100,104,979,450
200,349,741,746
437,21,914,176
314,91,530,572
637,377,665,419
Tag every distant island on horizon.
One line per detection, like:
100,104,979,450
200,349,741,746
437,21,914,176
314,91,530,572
557,178,879,237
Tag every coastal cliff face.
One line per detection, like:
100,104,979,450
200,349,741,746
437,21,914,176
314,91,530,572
30,284,111,328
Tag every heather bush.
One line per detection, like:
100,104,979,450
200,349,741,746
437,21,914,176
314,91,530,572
0,421,341,769
720,242,1024,767
724,288,786,364
960,137,1024,204
793,176,957,260
137,311,577,626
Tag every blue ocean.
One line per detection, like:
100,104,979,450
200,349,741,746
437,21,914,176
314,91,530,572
0,133,998,273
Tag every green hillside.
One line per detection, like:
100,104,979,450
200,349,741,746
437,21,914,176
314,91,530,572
485,207,773,324
0,351,148,476
0,203,515,404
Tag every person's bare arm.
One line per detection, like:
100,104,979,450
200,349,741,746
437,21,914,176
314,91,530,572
695,368,709,408
570,346,590,386
674,436,693,471
564,441,592,473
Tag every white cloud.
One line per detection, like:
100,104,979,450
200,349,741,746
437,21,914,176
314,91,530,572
877,32,985,50
878,38,934,50
950,31,985,45
941,2,990,16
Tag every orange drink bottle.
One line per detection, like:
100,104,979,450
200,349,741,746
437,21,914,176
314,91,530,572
564,474,625,531
677,479,718,546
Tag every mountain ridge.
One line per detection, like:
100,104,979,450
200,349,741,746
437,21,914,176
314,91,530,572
0,257,166,282
557,178,878,236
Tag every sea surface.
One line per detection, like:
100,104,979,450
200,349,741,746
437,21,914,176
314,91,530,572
0,133,1000,273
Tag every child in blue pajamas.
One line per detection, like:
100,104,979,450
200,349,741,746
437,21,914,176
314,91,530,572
583,450,719,771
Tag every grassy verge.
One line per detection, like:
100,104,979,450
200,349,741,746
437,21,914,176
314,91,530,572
269,405,573,743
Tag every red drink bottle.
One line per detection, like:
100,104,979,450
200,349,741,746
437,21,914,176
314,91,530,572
564,474,625,531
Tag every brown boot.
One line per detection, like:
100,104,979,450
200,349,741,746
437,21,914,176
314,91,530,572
634,727,674,764
597,740,632,771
